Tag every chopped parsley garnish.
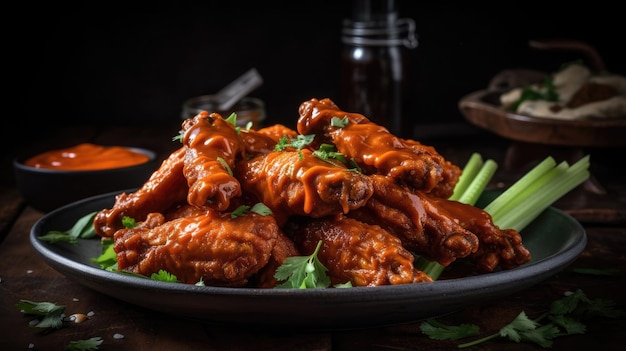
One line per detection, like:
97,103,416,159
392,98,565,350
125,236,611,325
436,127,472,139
121,216,137,229
274,134,315,151
330,116,349,127
231,203,273,218
312,143,348,164
151,270,180,283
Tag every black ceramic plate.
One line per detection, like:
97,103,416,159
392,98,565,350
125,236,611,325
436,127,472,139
30,190,587,330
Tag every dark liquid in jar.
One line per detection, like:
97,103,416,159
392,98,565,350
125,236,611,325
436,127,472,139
340,44,407,137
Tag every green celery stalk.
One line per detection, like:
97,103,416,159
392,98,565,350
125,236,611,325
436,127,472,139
489,160,569,224
457,159,498,206
483,156,556,219
493,156,590,231
448,153,483,201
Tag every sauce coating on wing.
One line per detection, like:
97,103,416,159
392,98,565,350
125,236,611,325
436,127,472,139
297,98,461,198
289,215,433,286
182,111,245,211
114,211,280,286
94,146,189,238
234,149,373,225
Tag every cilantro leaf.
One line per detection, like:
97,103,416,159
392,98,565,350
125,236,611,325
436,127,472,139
312,143,348,164
330,116,349,127
17,300,65,329
231,203,273,218
91,238,117,270
419,319,480,340
17,300,65,315
498,311,540,342
250,202,273,216
439,290,626,349
151,270,179,283
121,216,138,229
172,131,183,142
274,134,315,151
65,337,103,351
274,240,331,289
37,211,97,244
231,205,251,218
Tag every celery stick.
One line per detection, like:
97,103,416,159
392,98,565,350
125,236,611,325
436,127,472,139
488,160,568,223
449,153,483,201
457,159,498,206
483,156,556,219
495,156,590,231
491,162,569,226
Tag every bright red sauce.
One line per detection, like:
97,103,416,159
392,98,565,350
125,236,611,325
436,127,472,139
24,143,150,171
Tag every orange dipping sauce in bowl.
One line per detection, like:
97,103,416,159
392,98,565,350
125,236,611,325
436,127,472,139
23,143,151,171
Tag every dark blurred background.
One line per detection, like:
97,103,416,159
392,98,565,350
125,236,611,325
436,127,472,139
6,1,624,183
13,1,625,126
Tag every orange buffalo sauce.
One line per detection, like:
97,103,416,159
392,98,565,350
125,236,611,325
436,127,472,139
24,143,151,171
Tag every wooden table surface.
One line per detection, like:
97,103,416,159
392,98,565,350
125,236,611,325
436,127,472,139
1,122,625,350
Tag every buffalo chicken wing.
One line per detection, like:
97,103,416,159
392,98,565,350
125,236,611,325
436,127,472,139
182,111,245,211
234,149,374,225
114,211,280,286
288,215,433,286
297,98,462,198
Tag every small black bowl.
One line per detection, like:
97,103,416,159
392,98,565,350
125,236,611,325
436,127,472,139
13,146,158,212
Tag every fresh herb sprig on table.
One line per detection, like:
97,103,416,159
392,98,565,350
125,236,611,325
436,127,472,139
420,289,624,348
16,300,104,350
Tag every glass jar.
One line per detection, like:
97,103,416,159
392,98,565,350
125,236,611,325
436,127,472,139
340,0,417,137
181,95,266,128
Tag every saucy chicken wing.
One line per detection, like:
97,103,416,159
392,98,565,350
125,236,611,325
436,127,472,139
348,175,480,266
234,149,374,225
297,98,461,198
349,175,530,270
113,210,280,286
289,215,433,286
182,111,245,211
94,146,189,238
255,123,298,143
